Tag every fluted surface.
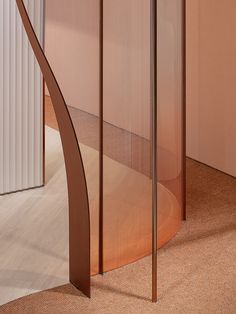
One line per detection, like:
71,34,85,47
0,0,44,194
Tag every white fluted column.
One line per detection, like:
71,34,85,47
0,0,44,194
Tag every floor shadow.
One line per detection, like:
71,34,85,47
92,280,150,302
48,284,87,299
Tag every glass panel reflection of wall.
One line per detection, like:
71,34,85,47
103,0,183,271
158,0,184,214
44,0,100,274
157,0,183,246
103,0,151,271
44,0,183,273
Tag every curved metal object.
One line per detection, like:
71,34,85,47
16,0,91,297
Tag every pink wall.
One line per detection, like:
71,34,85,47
45,0,182,144
45,1,236,176
186,0,236,177
45,0,150,138
103,0,150,139
45,0,100,116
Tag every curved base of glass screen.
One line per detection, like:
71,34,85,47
90,146,182,275
93,184,180,274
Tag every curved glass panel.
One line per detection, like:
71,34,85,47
103,0,184,271
23,0,184,274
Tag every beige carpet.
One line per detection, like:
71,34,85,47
0,159,235,313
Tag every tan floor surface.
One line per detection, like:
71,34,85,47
0,126,181,305
0,157,235,313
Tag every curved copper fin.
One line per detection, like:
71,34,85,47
15,0,91,297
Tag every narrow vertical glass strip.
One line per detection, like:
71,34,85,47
103,0,152,272
150,0,158,303
44,0,100,275
99,0,104,275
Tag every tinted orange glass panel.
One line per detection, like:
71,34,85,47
27,0,183,275
103,0,183,272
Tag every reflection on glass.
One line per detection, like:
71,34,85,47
44,0,100,274
24,0,100,274
103,0,183,271
23,0,183,274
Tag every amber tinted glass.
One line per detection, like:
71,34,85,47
24,0,184,274
157,0,184,244
103,0,183,271
24,0,100,274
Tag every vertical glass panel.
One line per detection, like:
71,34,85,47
103,0,184,271
22,0,184,275
157,0,183,243
44,0,100,275
103,0,152,271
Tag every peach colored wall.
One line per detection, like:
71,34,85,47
45,0,150,139
45,0,183,143
103,0,150,139
45,0,100,116
45,1,236,176
186,0,236,177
